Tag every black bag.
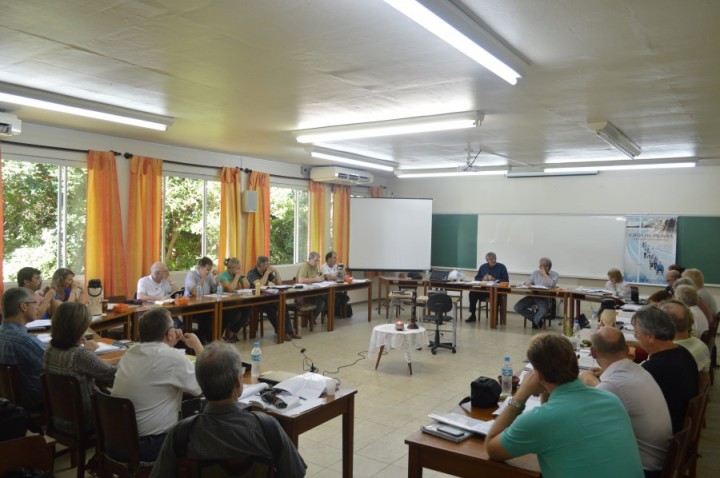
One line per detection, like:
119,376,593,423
0,398,28,442
459,376,501,408
576,313,590,329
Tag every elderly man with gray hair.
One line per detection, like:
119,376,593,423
150,342,307,477
632,306,698,433
296,251,327,324
661,299,710,392
513,257,560,329
673,284,709,337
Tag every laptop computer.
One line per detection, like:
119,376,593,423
430,270,450,281
630,286,640,304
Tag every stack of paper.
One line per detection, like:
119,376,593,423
428,412,493,435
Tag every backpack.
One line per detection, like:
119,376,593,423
0,398,28,442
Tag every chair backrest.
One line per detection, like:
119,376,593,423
0,435,55,475
41,371,86,439
662,422,692,478
682,390,709,471
93,390,143,471
0,363,21,404
701,313,719,349
177,456,274,478
426,293,453,314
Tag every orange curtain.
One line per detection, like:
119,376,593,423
370,186,384,197
243,171,270,272
219,167,243,272
332,185,351,264
0,142,4,298
127,156,162,290
309,181,328,256
86,151,128,297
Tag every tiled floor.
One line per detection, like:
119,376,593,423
54,302,720,477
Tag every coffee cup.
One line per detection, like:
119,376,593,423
325,379,336,397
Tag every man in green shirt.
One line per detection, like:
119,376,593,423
296,251,326,324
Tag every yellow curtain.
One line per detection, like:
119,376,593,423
309,181,328,255
370,186,384,197
86,151,128,297
243,171,270,272
0,142,4,298
219,167,243,272
332,185,351,264
127,156,162,290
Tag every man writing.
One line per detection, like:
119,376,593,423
16,267,54,319
112,308,203,461
137,262,177,301
322,251,351,318
296,251,326,324
246,256,301,340
150,342,307,477
631,306,698,433
513,257,559,329
486,333,643,478
579,327,671,477
466,252,508,323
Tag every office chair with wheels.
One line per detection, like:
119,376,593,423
422,293,456,355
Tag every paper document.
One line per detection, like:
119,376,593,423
93,342,121,355
494,396,543,416
577,349,597,370
528,285,549,290
91,314,106,322
240,382,270,399
36,333,52,344
621,304,643,311
274,372,334,399
26,319,51,330
428,412,493,436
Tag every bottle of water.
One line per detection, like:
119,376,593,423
591,307,599,328
255,280,262,296
501,355,513,395
251,342,262,378
196,282,204,300
217,284,223,301
573,319,582,350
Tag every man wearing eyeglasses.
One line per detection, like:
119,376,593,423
17,266,54,319
112,308,203,462
0,287,45,412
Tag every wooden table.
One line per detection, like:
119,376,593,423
405,402,541,478
377,276,425,317
89,307,136,339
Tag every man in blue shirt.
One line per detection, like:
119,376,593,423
486,333,643,478
0,287,46,411
466,252,509,323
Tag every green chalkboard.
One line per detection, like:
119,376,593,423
431,214,478,269
677,216,720,285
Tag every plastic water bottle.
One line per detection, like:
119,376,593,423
196,282,204,300
217,285,223,301
501,355,513,395
255,280,262,296
591,307,598,327
251,342,262,378
573,319,582,350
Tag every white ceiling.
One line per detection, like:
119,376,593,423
1,0,719,176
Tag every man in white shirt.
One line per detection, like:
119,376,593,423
112,307,203,462
322,251,351,318
137,262,176,301
579,326,672,476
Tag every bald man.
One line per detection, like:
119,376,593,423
137,262,177,301
579,327,671,476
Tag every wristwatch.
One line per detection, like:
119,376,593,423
507,397,526,412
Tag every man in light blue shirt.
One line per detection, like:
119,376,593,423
513,257,559,328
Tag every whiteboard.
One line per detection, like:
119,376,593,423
476,215,626,279
349,197,432,271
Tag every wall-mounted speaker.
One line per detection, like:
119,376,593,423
242,190,258,213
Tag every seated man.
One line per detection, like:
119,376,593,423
183,257,217,342
137,262,177,301
296,251,327,322
673,284,708,337
486,333,643,478
0,288,46,412
112,308,203,461
246,256,301,340
149,342,307,477
513,257,559,329
661,300,711,393
579,327,671,477
322,251,351,318
17,266,54,319
632,306,698,433
466,252,508,323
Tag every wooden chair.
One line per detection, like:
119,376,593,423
0,363,46,433
0,435,56,476
176,456,274,478
700,312,719,385
681,391,709,478
41,372,94,478
661,422,692,478
93,390,154,477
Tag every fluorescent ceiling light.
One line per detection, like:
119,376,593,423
588,121,641,159
311,148,397,172
545,162,696,173
395,169,506,178
294,110,483,143
0,81,174,131
383,0,523,85
505,170,598,178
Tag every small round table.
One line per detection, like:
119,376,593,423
368,323,429,375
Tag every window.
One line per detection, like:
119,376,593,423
2,159,86,282
270,186,308,265
162,176,220,271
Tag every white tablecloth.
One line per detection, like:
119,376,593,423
368,323,429,363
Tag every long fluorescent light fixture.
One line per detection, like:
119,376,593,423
588,121,641,159
0,81,174,131
384,0,522,85
545,162,696,174
395,169,506,178
506,170,598,178
311,147,397,172
295,110,483,143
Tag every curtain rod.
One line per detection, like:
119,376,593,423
2,140,382,187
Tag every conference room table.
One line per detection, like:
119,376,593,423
405,401,541,478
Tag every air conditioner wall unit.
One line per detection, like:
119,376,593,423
0,113,22,137
310,166,374,185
